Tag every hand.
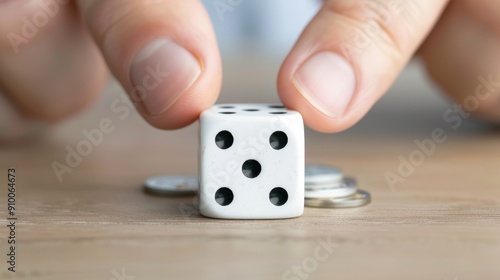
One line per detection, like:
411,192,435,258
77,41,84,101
1,0,499,136
278,0,500,131
0,0,220,134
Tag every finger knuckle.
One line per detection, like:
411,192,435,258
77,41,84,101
324,0,416,60
84,0,172,45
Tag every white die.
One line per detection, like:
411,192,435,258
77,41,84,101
199,104,304,219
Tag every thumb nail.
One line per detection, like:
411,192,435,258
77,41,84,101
129,39,201,116
293,52,356,118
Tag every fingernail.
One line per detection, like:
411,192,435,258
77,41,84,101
129,39,201,116
293,52,356,118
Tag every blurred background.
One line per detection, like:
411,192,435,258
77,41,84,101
204,0,320,56
3,0,495,178
2,3,499,279
3,0,494,142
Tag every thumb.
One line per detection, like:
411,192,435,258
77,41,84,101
278,0,448,132
76,0,221,129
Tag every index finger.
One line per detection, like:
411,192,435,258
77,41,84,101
76,0,222,129
278,0,448,132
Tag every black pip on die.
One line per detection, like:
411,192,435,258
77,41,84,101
199,104,305,219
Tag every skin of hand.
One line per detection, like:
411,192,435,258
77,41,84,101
0,0,499,136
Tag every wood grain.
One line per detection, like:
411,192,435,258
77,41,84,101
0,60,499,280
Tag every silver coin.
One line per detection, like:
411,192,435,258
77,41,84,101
305,189,371,208
144,175,198,196
305,164,343,185
305,177,357,199
305,176,356,190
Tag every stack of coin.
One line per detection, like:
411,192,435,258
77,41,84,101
144,164,371,208
304,165,371,208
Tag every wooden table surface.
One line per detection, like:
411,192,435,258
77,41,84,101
1,57,499,280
